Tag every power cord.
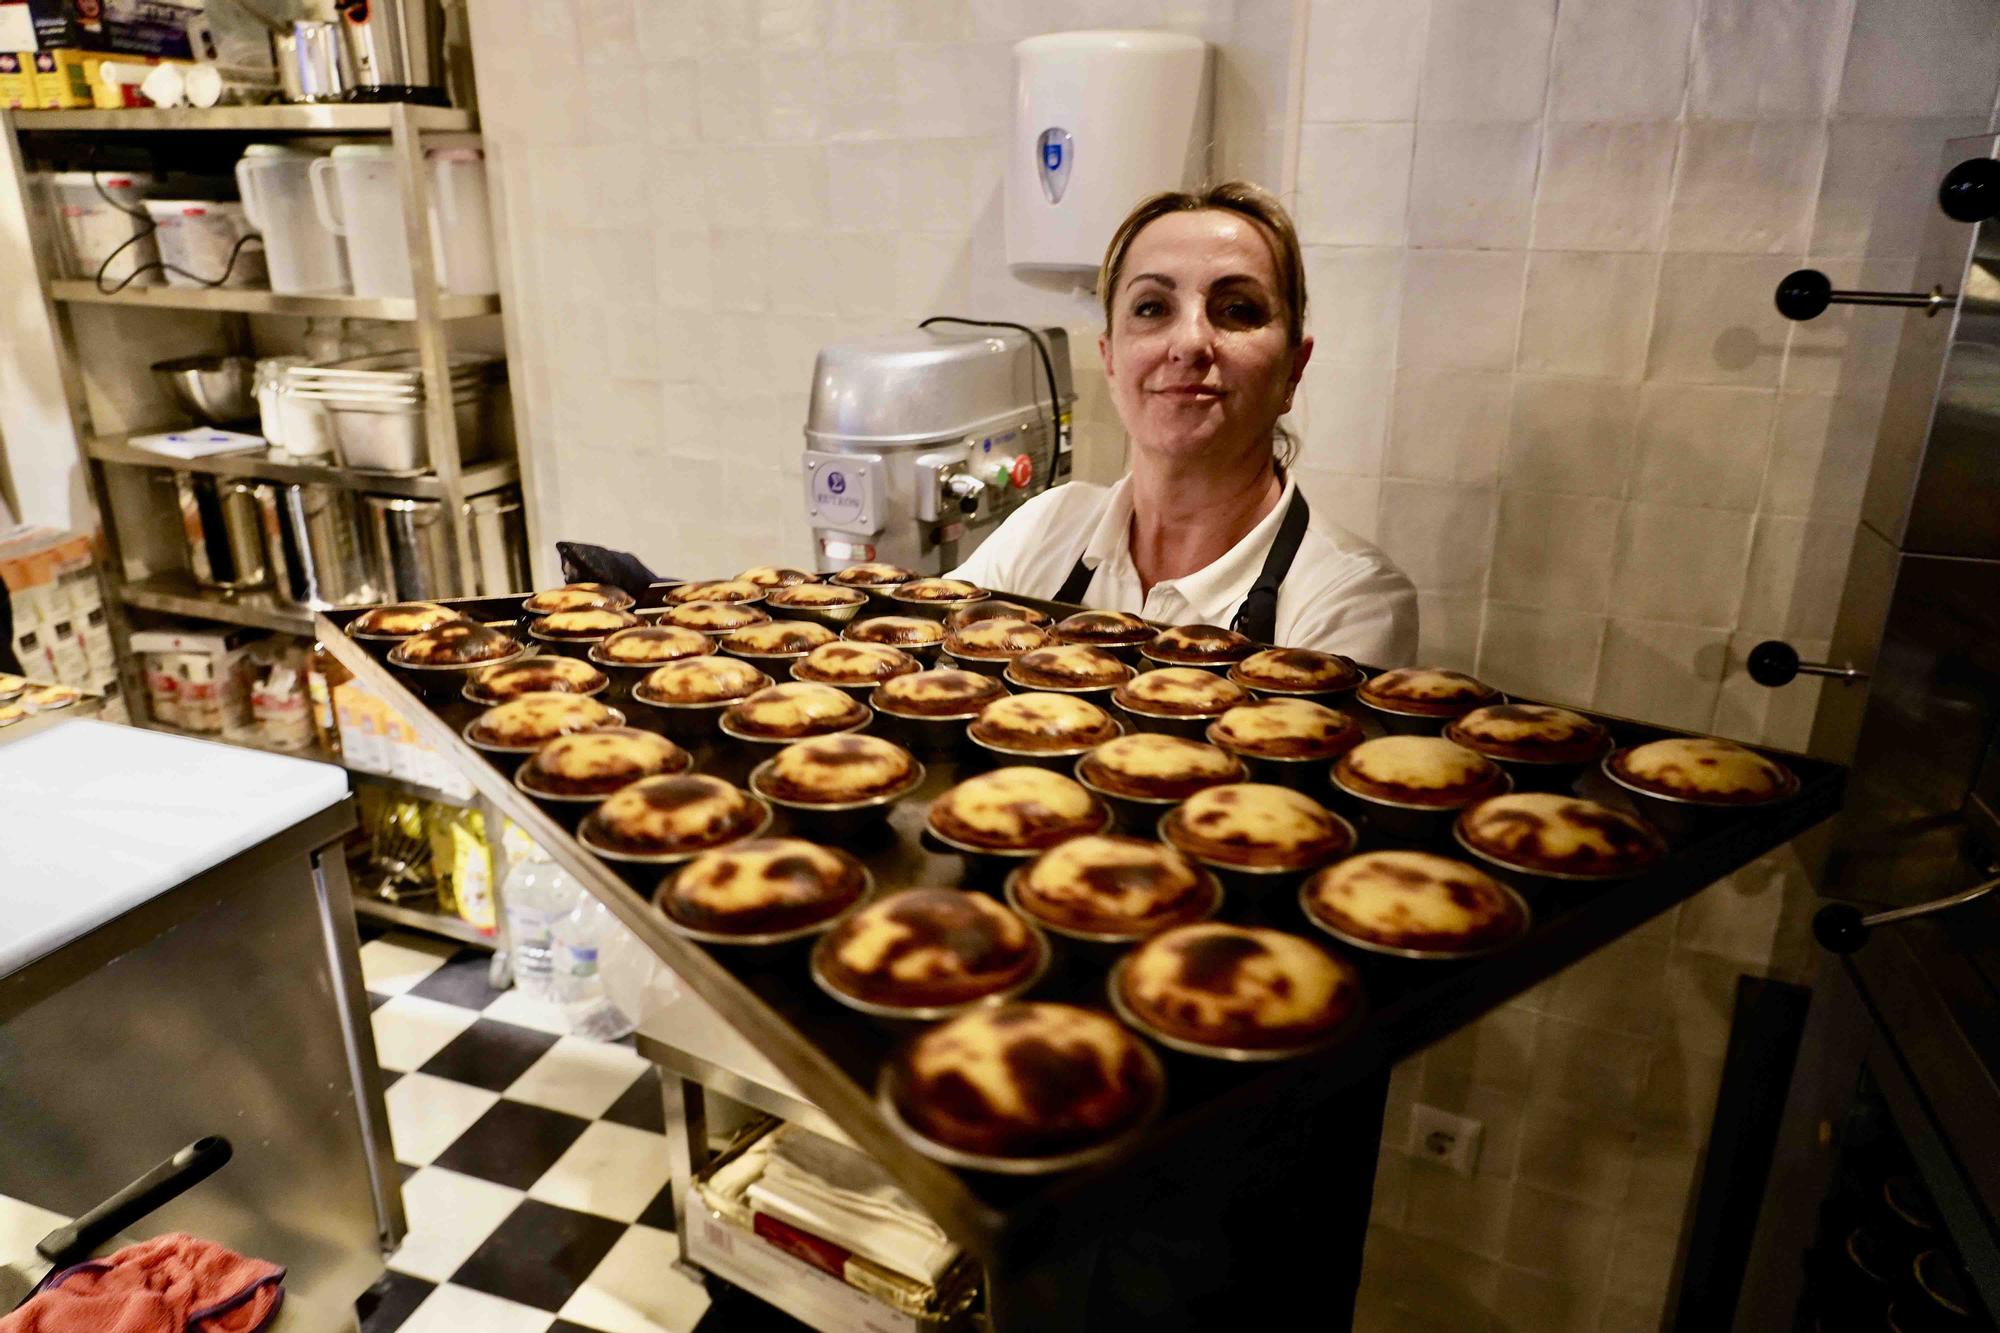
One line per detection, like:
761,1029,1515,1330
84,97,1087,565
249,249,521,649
88,170,266,294
916,316,1069,476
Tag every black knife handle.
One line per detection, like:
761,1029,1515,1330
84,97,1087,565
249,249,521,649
35,1137,232,1270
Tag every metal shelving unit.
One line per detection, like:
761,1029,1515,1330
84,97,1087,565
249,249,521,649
88,434,520,500
6,104,476,134
119,571,315,633
351,895,492,949
50,279,500,321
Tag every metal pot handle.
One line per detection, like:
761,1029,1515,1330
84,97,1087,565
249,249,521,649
1814,874,2000,953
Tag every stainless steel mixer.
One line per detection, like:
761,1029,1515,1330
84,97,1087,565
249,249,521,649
801,324,1075,575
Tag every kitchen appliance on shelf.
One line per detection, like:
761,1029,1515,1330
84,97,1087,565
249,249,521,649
1712,136,2000,1331
172,472,268,591
801,324,1073,576
364,489,525,601
258,483,381,611
334,0,446,106
275,19,351,104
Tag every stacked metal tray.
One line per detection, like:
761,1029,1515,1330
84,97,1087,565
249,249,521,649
317,587,1845,1274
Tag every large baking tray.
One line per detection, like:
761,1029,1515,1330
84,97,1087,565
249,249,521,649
317,590,1846,1271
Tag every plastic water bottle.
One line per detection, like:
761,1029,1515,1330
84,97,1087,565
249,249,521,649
552,895,635,1041
501,853,578,1003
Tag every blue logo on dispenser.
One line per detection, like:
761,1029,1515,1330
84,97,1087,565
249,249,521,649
1037,128,1073,204
826,471,847,495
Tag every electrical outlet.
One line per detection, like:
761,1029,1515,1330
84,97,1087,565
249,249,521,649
1409,1104,1483,1177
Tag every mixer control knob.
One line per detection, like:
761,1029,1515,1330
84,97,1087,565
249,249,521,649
946,472,986,515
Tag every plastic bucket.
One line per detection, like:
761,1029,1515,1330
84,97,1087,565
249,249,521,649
426,147,498,296
142,199,268,289
51,170,160,287
235,144,350,296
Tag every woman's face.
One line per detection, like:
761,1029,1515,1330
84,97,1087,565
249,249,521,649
1099,209,1312,470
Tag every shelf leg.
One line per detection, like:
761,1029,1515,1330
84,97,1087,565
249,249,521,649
663,1076,711,1274
473,790,514,991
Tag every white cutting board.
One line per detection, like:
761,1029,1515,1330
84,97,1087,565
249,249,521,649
0,719,348,980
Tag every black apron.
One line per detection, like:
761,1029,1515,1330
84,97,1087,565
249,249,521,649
1050,488,1312,643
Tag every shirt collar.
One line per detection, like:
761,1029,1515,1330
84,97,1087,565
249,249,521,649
1083,471,1301,621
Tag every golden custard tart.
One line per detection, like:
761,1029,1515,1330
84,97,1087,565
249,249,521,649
351,601,459,638
720,620,839,658
736,565,816,590
1143,623,1255,666
464,655,609,704
873,668,1008,719
889,576,986,604
658,601,772,634
634,655,772,707
1111,666,1249,719
521,583,636,614
1159,783,1354,875
768,582,867,611
0,673,26,701
944,618,1052,662
1206,697,1365,762
517,727,691,800
590,625,713,667
1004,643,1135,692
388,620,521,668
828,562,915,589
26,685,78,711
720,682,871,741
1455,792,1667,880
466,691,622,752
813,888,1046,1017
1357,667,1501,722
1006,834,1221,942
528,608,643,642
927,766,1109,855
791,642,921,688
753,733,922,805
1333,736,1509,809
885,1003,1165,1169
950,600,1050,630
668,578,765,605
1054,609,1154,649
1301,851,1529,958
1444,704,1610,767
0,703,24,727
580,773,770,862
657,837,868,943
843,616,947,648
1077,733,1246,803
969,692,1123,756
1228,647,1365,697
1606,736,1799,806
1112,923,1362,1057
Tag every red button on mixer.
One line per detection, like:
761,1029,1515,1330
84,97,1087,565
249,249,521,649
1009,455,1033,488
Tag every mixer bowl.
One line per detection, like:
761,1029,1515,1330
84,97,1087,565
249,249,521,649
152,354,258,425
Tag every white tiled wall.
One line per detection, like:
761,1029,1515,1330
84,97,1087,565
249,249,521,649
468,0,1293,582
1283,0,2000,1327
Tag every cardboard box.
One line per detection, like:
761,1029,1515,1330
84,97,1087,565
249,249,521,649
29,46,91,106
0,53,29,109
26,0,201,59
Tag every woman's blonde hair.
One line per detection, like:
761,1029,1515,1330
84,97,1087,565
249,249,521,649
1096,181,1309,465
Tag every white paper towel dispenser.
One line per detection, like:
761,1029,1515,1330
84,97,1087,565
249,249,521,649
1006,30,1212,276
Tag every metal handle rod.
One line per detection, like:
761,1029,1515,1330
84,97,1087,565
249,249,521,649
1793,661,1869,682
1861,874,2000,929
1827,287,1954,313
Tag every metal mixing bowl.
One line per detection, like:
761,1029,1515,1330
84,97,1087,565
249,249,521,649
151,354,258,425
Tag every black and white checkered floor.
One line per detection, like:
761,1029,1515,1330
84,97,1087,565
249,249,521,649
356,930,811,1333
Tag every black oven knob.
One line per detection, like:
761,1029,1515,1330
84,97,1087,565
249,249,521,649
1774,270,1953,322
1748,639,1868,687
1938,157,2000,223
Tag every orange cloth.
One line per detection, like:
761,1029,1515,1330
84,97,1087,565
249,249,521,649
0,1232,283,1333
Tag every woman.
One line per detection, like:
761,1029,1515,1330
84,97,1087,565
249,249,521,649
953,182,1416,664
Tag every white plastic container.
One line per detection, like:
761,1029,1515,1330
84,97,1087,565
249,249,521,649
310,143,413,300
235,144,350,296
1006,31,1212,272
425,146,498,296
51,171,161,288
142,199,268,289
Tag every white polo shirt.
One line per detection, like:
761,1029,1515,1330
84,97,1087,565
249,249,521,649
950,473,1418,666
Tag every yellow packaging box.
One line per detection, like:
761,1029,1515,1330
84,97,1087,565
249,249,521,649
30,47,93,108
0,52,30,110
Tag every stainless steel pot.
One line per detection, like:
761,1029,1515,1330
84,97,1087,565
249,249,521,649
258,483,381,609
175,472,269,590
334,0,446,105
364,488,525,600
275,20,350,103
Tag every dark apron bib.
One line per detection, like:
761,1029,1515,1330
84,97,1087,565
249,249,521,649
1051,489,1312,643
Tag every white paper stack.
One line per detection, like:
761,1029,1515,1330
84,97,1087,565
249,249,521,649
745,1125,960,1284
127,429,267,460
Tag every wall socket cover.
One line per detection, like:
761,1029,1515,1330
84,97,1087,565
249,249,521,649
1409,1103,1483,1177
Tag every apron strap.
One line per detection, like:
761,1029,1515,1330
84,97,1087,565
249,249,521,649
1053,550,1095,605
1229,488,1312,643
